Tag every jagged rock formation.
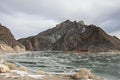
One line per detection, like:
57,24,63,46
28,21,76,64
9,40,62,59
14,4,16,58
0,24,25,52
18,20,120,52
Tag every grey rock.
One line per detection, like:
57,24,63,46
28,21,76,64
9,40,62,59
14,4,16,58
18,20,120,52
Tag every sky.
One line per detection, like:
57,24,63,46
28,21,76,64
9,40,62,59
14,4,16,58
0,0,120,39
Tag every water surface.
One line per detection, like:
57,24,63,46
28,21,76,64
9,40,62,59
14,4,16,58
3,51,120,80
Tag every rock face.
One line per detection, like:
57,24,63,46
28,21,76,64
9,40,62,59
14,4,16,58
18,20,120,52
0,24,25,52
0,43,14,53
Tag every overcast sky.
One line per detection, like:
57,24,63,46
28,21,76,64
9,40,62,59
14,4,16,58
0,0,120,39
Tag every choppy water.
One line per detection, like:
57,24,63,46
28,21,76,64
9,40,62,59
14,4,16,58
3,51,120,80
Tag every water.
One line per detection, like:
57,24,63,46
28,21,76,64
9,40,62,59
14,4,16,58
3,51,120,80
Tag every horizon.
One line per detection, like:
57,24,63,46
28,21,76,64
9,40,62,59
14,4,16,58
0,0,120,39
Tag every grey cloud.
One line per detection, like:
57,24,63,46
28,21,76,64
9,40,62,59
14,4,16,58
1,0,119,19
0,12,58,39
101,20,120,33
0,0,120,39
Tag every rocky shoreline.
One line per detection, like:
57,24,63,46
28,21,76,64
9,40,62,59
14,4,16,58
0,63,104,80
0,53,105,80
1,51,120,80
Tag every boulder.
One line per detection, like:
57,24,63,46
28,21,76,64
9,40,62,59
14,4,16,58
4,62,16,70
74,68,91,79
73,68,104,80
0,64,10,73
17,66,28,72
36,70,45,75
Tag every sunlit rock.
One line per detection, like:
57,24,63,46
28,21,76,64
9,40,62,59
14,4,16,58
17,66,28,72
36,70,45,75
0,64,10,73
4,62,16,70
13,45,25,52
74,68,91,79
0,44,14,52
73,68,104,80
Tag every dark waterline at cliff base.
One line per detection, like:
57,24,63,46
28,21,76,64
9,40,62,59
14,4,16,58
3,51,120,80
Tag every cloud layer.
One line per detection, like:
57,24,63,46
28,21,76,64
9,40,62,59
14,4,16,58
0,0,120,39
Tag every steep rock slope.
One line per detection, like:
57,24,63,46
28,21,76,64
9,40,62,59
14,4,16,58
0,40,14,53
0,24,25,52
18,20,120,52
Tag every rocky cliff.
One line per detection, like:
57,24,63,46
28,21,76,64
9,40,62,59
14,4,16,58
0,24,25,52
18,20,120,52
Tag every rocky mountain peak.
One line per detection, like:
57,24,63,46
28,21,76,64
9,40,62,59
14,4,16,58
62,20,72,23
18,20,120,52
